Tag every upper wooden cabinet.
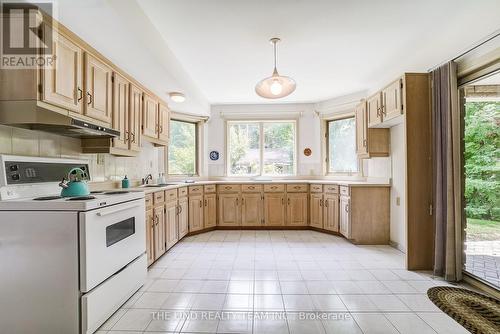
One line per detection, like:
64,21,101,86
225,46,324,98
111,73,129,151
367,92,382,128
128,84,142,152
158,103,170,143
84,53,112,124
42,29,83,113
355,101,389,159
142,92,158,139
381,79,403,122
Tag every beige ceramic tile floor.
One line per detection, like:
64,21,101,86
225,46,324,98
98,230,471,334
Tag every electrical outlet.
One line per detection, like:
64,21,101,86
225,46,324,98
396,197,401,206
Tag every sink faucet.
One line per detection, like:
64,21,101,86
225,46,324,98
142,174,153,185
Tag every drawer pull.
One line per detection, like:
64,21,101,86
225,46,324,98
225,186,231,190
248,186,255,189
271,186,277,189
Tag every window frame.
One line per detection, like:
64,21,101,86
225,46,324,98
225,119,298,177
167,118,200,177
322,114,362,176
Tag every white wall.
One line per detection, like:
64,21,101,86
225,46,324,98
389,123,406,252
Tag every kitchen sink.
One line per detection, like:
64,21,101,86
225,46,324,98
140,184,176,188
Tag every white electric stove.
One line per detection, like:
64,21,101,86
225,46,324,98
0,155,147,334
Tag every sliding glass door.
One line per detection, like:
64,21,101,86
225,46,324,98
461,71,500,289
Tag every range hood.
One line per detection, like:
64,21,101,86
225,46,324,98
0,104,119,138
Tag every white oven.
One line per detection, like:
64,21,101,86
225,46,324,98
79,198,146,292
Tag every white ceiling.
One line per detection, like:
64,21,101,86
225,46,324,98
54,0,500,113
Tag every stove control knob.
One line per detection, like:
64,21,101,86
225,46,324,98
9,164,19,172
11,174,20,181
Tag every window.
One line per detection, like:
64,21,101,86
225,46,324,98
168,120,197,176
326,117,359,173
227,121,296,176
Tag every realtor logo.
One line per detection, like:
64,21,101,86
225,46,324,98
1,1,55,69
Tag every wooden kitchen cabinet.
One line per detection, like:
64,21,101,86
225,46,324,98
165,200,178,250
355,101,389,159
142,92,159,140
128,83,142,152
367,92,382,128
145,208,155,266
241,192,263,226
204,193,217,228
286,193,308,226
323,194,339,232
111,72,129,151
218,193,241,226
42,28,83,113
309,193,323,229
158,102,170,143
189,195,204,232
339,195,350,238
153,205,166,260
264,192,285,226
381,78,403,122
178,196,189,239
84,53,113,124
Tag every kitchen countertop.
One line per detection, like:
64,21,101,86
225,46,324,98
130,179,391,194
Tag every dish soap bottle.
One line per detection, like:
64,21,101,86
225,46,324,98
121,175,130,189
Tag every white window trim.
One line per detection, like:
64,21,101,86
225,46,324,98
321,112,363,177
166,116,206,179
225,119,298,177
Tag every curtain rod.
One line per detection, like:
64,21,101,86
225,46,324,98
428,30,500,72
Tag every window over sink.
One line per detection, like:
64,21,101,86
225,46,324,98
326,117,359,174
168,120,198,176
227,120,296,176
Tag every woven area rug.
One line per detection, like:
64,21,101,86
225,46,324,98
427,286,500,333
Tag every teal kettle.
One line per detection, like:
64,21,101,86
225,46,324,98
59,167,90,197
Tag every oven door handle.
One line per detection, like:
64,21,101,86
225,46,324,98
96,203,141,217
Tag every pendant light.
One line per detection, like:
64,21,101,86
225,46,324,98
255,37,296,99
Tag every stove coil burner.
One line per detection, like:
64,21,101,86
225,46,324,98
33,196,62,201
66,196,96,201
90,191,104,194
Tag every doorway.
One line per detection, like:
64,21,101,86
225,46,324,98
461,71,500,289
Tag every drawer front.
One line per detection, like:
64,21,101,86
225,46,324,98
178,187,188,197
339,186,350,196
204,184,216,193
324,185,339,194
286,184,308,192
153,191,165,205
165,189,178,202
241,184,263,192
310,184,323,193
145,194,153,209
188,185,203,195
218,184,241,193
264,184,285,192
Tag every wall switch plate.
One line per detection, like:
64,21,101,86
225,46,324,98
396,197,401,206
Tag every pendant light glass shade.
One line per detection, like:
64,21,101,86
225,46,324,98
255,38,296,99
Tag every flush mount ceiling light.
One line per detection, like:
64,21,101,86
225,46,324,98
255,37,296,99
168,92,186,103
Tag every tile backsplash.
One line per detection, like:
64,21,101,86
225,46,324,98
0,125,165,184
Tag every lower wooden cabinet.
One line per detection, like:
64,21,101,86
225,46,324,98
218,193,241,226
189,195,204,232
165,200,178,250
286,193,308,226
339,195,350,238
323,194,339,232
264,193,285,226
309,193,323,229
178,196,189,239
204,193,217,228
241,193,263,226
153,205,166,260
145,208,155,266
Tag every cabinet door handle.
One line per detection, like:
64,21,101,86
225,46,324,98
363,139,367,147
325,200,328,208
179,205,183,214
381,105,386,115
320,199,323,207
287,198,290,205
130,132,136,143
345,204,349,212
124,131,129,141
241,198,245,205
77,87,83,102
376,107,381,117
155,215,159,226
199,200,202,208
281,198,284,205
204,199,207,206
87,92,92,105
159,125,163,133
236,198,239,206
